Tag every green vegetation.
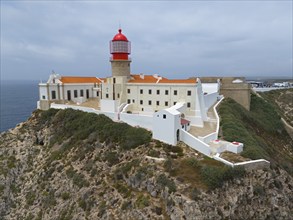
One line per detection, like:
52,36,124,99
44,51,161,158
259,88,293,127
135,194,150,209
103,152,119,166
218,95,293,175
66,167,89,189
26,191,36,206
114,182,131,198
61,192,71,200
166,156,246,190
157,174,176,193
200,166,245,189
38,109,151,165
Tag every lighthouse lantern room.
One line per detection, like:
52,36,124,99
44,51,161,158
110,29,131,77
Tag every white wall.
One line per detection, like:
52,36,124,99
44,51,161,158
153,110,180,145
202,83,219,94
100,99,118,112
185,116,204,127
180,129,211,156
119,113,153,130
198,132,218,144
126,83,196,113
50,103,116,120
39,84,48,100
204,92,219,111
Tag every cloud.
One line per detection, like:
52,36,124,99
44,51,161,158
1,1,292,80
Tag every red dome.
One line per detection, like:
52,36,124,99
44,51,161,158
112,29,128,41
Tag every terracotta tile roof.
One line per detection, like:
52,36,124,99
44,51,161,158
128,74,196,84
181,118,190,125
60,77,104,84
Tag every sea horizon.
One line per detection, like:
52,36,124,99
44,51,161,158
0,80,39,132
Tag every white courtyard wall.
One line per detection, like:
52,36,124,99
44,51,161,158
50,103,116,120
180,129,211,156
204,92,219,111
198,132,218,144
100,99,118,112
185,116,204,127
119,113,153,130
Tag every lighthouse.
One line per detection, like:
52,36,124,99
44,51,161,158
110,29,131,77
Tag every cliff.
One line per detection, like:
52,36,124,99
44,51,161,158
0,106,293,219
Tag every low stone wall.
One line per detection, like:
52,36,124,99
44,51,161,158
234,159,270,171
213,154,270,170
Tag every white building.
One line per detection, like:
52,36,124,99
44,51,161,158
38,29,243,157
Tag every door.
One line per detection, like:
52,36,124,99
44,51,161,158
86,89,89,99
67,90,71,101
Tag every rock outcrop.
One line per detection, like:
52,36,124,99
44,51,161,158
0,109,293,220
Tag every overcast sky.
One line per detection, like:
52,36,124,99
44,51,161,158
1,1,292,81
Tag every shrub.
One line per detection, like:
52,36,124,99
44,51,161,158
185,157,200,168
164,158,174,173
26,191,36,206
135,194,150,209
157,174,176,193
200,165,246,189
147,149,160,157
114,182,131,198
253,184,265,196
104,152,119,166
61,192,71,200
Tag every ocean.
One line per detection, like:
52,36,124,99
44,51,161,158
0,80,39,132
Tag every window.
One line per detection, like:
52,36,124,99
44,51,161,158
51,91,56,99
142,108,144,111
187,102,191,108
148,100,152,105
165,101,168,106
157,90,160,95
187,90,191,96
149,89,152,94
140,89,143,94
132,99,135,103
113,78,116,84
74,90,78,98
156,101,160,106
140,100,143,105
174,90,177,95
127,89,130,94
97,91,99,97
106,94,109,98
80,90,84,97
174,102,177,105
42,95,45,99
163,114,166,119
182,125,184,129
165,90,169,95
117,93,120,98
127,99,131,104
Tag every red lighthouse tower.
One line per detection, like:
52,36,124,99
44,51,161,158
110,29,131,77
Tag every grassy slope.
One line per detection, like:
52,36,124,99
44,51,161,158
259,88,293,127
218,93,293,175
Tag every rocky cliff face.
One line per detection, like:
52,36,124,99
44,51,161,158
0,109,293,220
